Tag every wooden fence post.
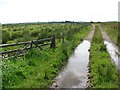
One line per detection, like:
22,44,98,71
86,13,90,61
30,41,33,49
62,33,64,43
50,35,56,48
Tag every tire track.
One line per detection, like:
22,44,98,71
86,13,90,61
99,25,120,71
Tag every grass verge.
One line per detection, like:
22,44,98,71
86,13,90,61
102,23,119,47
89,25,118,88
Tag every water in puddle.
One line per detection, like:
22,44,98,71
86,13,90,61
104,41,120,71
52,40,90,88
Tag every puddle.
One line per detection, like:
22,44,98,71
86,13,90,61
52,40,91,88
104,41,120,71
99,25,120,71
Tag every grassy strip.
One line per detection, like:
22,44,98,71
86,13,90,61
101,23,118,47
2,25,91,88
89,25,118,88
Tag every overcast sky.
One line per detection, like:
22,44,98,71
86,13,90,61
0,0,119,24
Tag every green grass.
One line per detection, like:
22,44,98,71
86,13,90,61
2,23,88,44
89,25,118,88
2,25,91,88
101,22,119,47
104,26,118,44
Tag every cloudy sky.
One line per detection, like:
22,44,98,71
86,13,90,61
0,0,119,24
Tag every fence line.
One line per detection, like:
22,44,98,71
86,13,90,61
1,25,88,58
0,35,55,58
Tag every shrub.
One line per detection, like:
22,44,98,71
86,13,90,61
2,30,10,44
10,32,22,40
31,30,40,37
37,31,48,40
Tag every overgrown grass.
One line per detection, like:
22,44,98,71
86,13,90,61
2,23,89,44
101,22,119,47
2,25,91,88
89,25,118,88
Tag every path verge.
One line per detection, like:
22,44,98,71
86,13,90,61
89,25,118,88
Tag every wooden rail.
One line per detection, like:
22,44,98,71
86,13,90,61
0,35,55,58
0,41,30,48
1,24,88,58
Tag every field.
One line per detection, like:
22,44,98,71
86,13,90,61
1,22,120,88
2,22,91,88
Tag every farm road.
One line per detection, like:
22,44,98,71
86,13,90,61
99,25,120,71
51,25,95,88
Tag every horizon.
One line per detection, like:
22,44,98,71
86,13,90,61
1,21,119,25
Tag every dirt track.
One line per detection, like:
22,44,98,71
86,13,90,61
51,24,95,88
84,24,95,41
99,26,120,55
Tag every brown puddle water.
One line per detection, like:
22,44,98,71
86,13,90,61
51,40,91,88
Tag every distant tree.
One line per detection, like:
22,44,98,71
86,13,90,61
90,21,94,23
97,21,101,23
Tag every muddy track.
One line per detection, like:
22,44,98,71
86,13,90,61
51,25,119,88
51,25,95,88
99,26,120,55
99,25,120,71
84,24,95,42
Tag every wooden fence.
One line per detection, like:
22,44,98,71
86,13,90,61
0,35,56,58
0,31,72,58
0,24,88,58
